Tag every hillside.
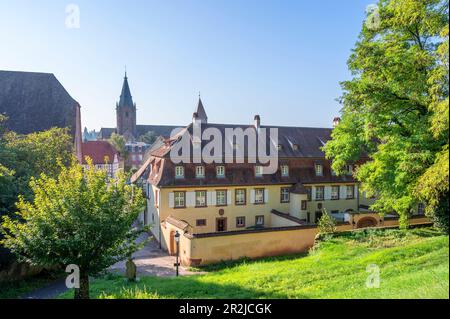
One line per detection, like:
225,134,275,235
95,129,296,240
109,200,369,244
60,227,449,299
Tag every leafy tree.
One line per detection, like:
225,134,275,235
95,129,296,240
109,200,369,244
109,133,128,160
138,131,157,145
324,0,449,230
317,209,337,234
0,160,146,299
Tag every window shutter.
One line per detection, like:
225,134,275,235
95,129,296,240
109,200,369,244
264,189,269,203
186,192,195,207
324,186,331,200
311,187,316,200
227,190,232,205
250,190,255,204
169,193,174,208
340,185,347,199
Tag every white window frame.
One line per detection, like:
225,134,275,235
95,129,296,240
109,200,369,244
235,189,246,205
331,186,339,200
216,190,227,206
315,186,324,201
236,216,246,228
255,215,264,226
216,165,225,178
195,166,205,178
175,166,184,179
281,165,289,177
255,188,265,204
315,164,323,177
346,185,354,199
174,192,185,208
255,165,263,177
280,187,290,203
195,190,207,207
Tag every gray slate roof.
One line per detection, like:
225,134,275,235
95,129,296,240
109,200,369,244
118,74,134,108
0,70,79,135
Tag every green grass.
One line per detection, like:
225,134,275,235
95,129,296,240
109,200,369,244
60,227,449,299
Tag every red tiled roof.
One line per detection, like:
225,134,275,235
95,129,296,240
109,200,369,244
81,141,118,165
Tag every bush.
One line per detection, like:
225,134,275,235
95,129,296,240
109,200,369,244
317,209,337,234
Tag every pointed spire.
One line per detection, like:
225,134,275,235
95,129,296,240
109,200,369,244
195,94,208,123
118,71,134,108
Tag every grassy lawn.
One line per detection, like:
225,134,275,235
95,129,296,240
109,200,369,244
59,227,449,299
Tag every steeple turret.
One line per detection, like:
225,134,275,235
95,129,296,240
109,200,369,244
116,71,137,140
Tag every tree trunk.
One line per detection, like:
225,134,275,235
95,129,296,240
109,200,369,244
74,271,90,299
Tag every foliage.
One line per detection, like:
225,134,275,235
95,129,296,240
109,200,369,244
138,131,157,145
109,133,128,160
0,160,146,299
58,227,449,299
324,0,449,229
317,209,337,234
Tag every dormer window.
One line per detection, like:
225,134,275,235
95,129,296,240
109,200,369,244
315,163,323,176
281,165,289,177
175,165,184,179
216,165,225,178
292,144,299,151
255,165,263,177
195,166,205,178
277,144,283,151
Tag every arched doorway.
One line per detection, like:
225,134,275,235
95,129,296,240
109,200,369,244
356,217,378,228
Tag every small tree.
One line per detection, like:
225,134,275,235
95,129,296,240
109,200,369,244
317,209,337,234
0,159,145,299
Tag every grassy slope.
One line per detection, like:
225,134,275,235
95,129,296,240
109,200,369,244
60,227,449,299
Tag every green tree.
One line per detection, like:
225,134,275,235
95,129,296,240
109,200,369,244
0,160,146,299
109,133,128,160
138,131,157,145
317,209,337,234
324,0,449,230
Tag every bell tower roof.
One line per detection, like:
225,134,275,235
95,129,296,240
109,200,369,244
195,94,208,123
118,71,134,108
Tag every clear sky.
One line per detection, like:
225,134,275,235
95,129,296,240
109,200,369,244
0,0,373,130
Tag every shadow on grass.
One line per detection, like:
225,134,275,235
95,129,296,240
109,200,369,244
85,273,301,299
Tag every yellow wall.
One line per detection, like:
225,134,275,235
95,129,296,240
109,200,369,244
167,216,430,266
159,185,292,233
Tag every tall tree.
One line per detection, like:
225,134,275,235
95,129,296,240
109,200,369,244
324,0,449,231
109,133,128,160
0,160,146,299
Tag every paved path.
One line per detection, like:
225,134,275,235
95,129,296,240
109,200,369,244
22,233,201,299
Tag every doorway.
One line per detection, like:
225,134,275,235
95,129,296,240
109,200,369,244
216,218,227,232
315,211,323,223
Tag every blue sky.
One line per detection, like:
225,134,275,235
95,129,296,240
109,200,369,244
0,0,373,130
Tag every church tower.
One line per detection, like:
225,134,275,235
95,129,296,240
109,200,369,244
116,72,136,140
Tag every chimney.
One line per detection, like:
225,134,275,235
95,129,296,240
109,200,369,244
333,117,341,128
254,115,261,131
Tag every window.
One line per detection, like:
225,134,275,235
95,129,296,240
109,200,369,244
255,188,265,204
281,165,289,177
195,191,207,207
132,154,137,161
280,187,290,203
236,216,246,228
293,144,299,151
216,190,227,206
331,186,340,200
315,186,324,200
255,215,265,226
315,164,323,176
301,200,307,210
255,165,263,177
174,192,185,208
331,168,337,176
346,185,354,199
346,165,353,175
277,144,283,151
138,154,143,161
418,203,425,215
196,166,205,178
175,166,184,178
235,189,246,205
196,219,206,226
305,186,312,201
216,165,225,178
